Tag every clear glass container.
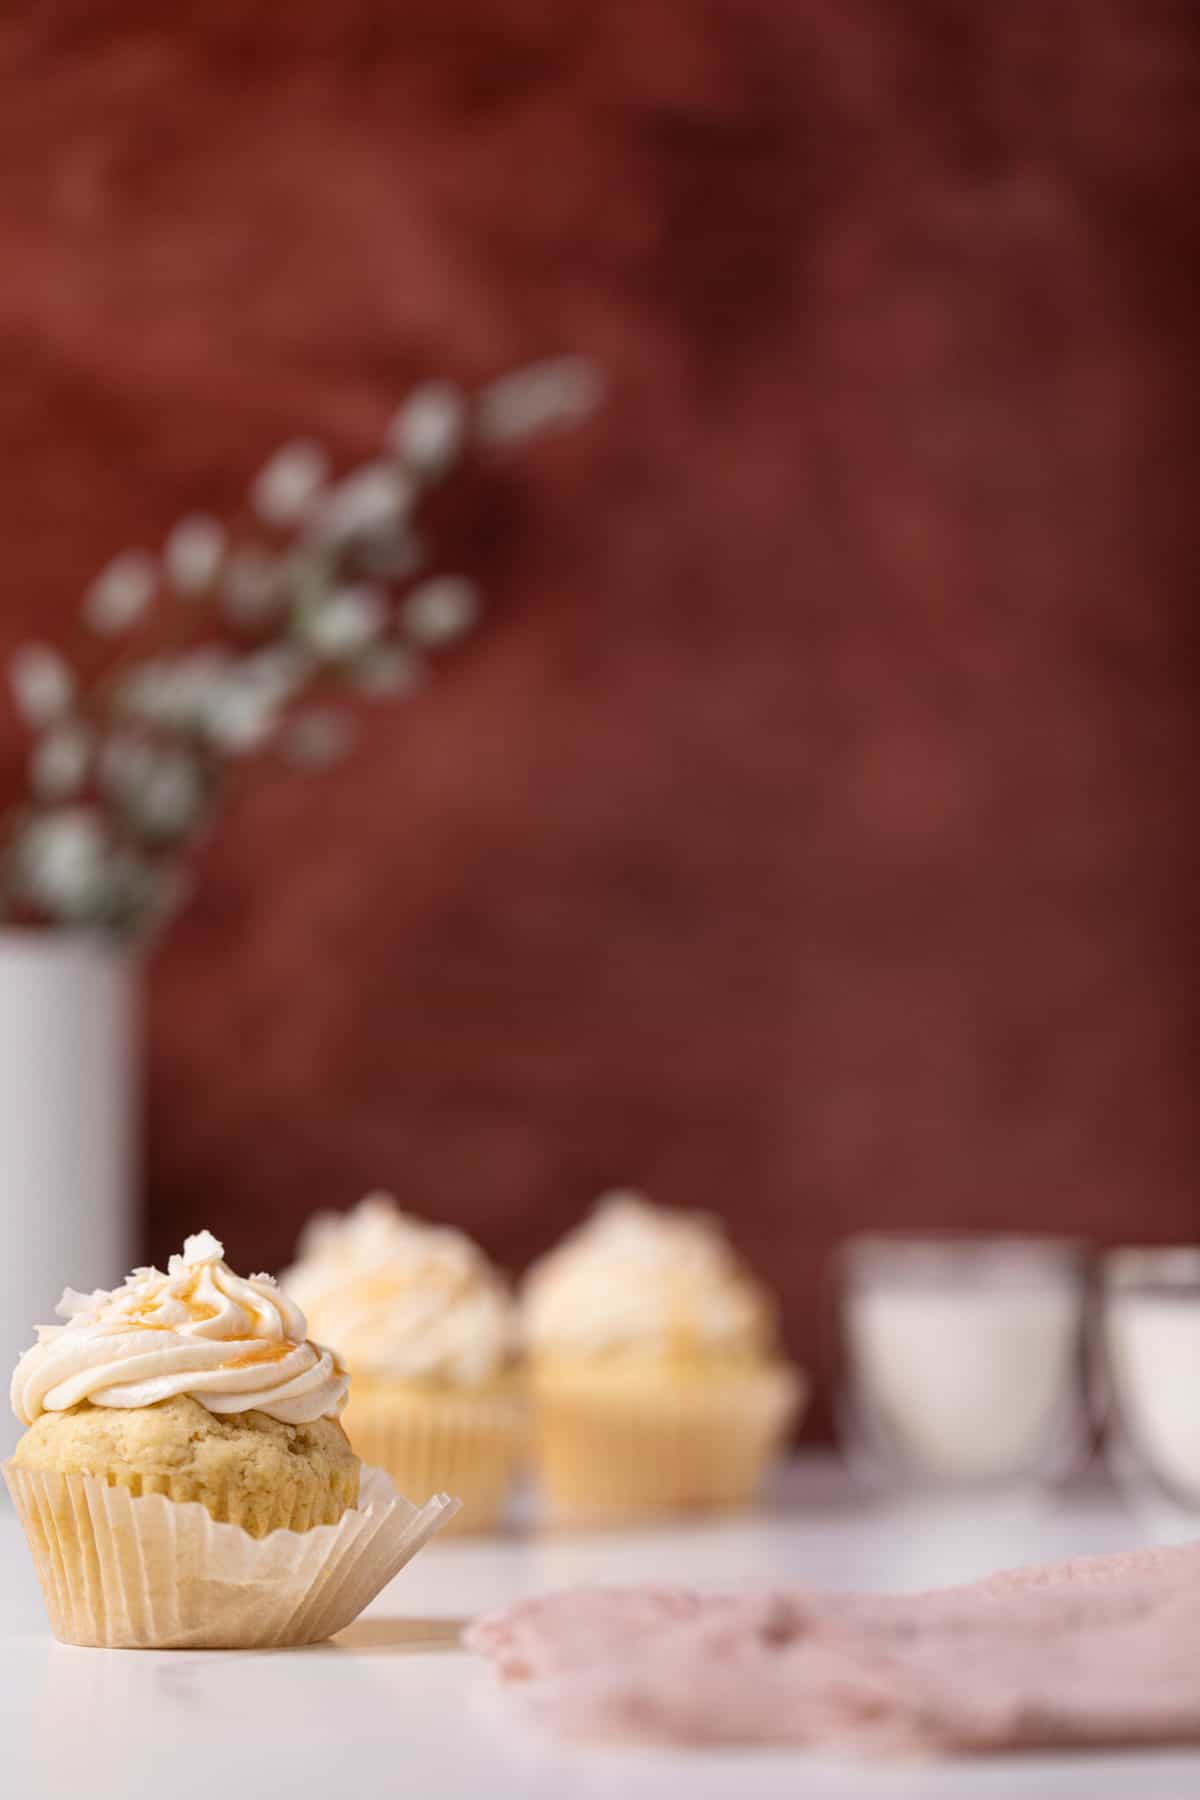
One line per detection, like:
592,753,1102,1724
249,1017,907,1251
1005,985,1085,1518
838,1233,1090,1491
1102,1247,1200,1514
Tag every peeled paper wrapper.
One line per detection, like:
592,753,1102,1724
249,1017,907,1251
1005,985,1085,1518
3,1460,459,1649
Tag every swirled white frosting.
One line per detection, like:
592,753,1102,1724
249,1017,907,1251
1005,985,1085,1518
520,1191,773,1358
281,1195,514,1387
11,1231,349,1427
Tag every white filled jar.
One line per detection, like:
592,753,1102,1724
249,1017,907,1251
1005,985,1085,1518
1103,1247,1200,1511
839,1234,1090,1490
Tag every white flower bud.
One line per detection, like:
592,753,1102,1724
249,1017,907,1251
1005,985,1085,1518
307,463,413,543
252,440,330,527
164,514,225,595
299,584,387,659
476,356,603,444
401,575,480,647
83,550,157,633
387,381,465,475
14,807,109,917
10,644,74,726
203,680,278,754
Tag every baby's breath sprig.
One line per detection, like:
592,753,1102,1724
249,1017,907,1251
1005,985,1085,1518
2,358,600,938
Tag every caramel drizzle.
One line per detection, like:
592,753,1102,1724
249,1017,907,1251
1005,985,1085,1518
97,1274,293,1364
120,1301,221,1329
222,1341,299,1371
95,1319,301,1370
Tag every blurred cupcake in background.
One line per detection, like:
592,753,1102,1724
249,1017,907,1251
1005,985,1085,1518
521,1191,804,1522
284,1195,524,1533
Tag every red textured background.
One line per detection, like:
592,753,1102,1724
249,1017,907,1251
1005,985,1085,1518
1,2,1198,1430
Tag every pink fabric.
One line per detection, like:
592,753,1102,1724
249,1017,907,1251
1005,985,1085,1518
466,1542,1200,1754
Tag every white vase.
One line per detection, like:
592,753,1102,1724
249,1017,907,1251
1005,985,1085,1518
0,932,138,1461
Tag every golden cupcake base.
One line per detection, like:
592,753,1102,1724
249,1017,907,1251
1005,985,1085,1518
9,1395,360,1538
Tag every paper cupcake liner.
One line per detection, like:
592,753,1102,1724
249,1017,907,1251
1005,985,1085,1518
3,1460,459,1649
343,1385,527,1534
531,1364,805,1522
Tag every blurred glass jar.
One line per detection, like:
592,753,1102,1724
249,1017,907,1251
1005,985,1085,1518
1102,1248,1200,1511
838,1234,1090,1490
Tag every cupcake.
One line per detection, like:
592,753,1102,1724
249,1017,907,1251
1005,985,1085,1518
4,1230,457,1647
522,1192,804,1521
283,1195,524,1533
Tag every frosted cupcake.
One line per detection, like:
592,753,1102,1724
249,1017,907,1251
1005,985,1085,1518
284,1195,524,1532
522,1192,804,1521
5,1230,456,1647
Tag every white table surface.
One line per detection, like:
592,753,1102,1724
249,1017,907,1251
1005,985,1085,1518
3,1458,1198,1800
